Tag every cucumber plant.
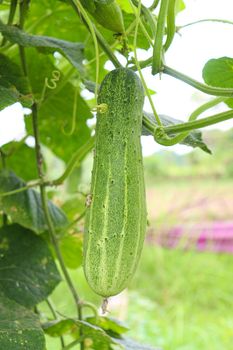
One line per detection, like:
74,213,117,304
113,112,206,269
0,0,233,349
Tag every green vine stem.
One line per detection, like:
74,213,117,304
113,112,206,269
163,65,233,97
46,298,65,347
52,137,94,186
0,148,8,225
154,96,226,145
164,0,176,51
62,210,86,232
16,3,85,345
130,0,161,126
87,19,136,67
80,301,99,321
74,0,99,100
150,0,160,11
152,0,169,74
178,18,233,30
18,0,28,76
0,137,95,198
62,337,86,350
188,97,227,120
31,103,84,332
143,106,233,141
131,0,156,41
130,58,233,97
68,0,122,68
164,109,233,133
1,0,18,46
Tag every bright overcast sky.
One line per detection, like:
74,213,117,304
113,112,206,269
1,0,233,156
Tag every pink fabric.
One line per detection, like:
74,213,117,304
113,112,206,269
155,222,233,253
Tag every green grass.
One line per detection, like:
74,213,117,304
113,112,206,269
126,245,233,350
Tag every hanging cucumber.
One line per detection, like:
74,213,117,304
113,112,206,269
83,68,147,297
80,0,125,33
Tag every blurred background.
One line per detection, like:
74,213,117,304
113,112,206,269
1,0,233,349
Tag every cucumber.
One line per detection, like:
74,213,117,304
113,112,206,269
84,68,147,297
80,0,125,33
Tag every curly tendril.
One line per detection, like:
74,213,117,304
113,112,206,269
39,70,61,105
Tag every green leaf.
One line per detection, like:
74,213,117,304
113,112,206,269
1,141,38,181
0,170,68,234
86,316,129,336
61,195,86,221
0,22,84,73
202,57,233,109
42,319,76,337
23,51,93,162
202,57,233,88
59,234,83,269
0,224,60,308
0,293,45,350
43,319,119,349
143,112,212,154
175,0,185,14
0,54,32,111
116,0,133,13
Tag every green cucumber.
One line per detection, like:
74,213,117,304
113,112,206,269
81,0,125,33
84,68,147,297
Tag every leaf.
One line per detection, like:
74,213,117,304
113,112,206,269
0,54,32,111
202,56,233,109
202,57,233,88
0,293,45,350
43,319,119,349
86,316,129,336
143,112,212,154
0,224,60,308
115,338,160,350
116,0,133,13
61,196,86,221
175,0,185,14
0,170,68,234
0,22,84,73
23,51,93,162
42,319,77,337
2,141,38,181
59,234,83,269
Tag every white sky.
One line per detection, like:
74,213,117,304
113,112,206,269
1,0,233,155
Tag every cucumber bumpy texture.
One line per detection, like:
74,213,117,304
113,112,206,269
80,0,125,33
84,68,147,297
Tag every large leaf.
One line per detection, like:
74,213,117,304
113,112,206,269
0,224,61,307
0,294,45,350
86,316,129,336
0,54,32,111
202,56,233,108
23,51,93,162
43,318,158,350
0,170,68,234
43,319,118,349
0,22,84,73
202,57,233,88
143,112,211,154
1,141,38,181
59,234,83,269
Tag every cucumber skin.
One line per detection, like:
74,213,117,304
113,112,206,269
81,0,125,33
84,68,147,297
